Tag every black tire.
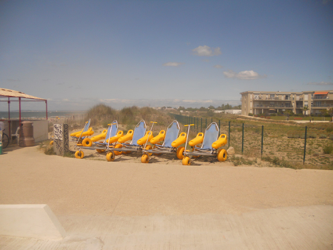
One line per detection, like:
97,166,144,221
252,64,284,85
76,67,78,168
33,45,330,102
2,133,9,149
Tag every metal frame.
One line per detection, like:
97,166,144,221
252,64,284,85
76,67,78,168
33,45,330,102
0,94,47,142
75,120,119,151
71,119,91,143
184,122,220,158
106,120,147,153
142,120,181,155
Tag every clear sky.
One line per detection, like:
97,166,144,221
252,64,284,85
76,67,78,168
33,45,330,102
0,0,332,110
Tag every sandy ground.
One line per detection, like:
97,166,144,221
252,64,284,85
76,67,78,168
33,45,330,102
0,145,333,249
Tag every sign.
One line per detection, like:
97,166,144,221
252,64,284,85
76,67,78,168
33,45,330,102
54,124,63,140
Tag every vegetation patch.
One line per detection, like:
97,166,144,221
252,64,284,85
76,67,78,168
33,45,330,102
323,144,333,154
261,156,295,169
229,156,256,166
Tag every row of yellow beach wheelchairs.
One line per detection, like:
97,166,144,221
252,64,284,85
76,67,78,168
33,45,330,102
71,119,228,165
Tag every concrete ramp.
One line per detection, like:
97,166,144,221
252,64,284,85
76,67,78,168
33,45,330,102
0,204,66,240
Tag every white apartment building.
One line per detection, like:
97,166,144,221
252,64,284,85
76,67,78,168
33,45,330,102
241,90,333,116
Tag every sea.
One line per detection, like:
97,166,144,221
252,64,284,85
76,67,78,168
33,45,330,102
0,111,85,119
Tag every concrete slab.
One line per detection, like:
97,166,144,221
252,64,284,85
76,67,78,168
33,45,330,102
0,205,332,249
0,204,66,240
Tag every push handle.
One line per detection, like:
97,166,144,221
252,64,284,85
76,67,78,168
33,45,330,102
144,122,157,149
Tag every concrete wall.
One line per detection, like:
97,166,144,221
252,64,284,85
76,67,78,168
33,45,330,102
0,204,66,240
32,120,48,142
1,120,48,143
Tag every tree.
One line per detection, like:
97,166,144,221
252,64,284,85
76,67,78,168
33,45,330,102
303,106,308,116
328,108,333,116
225,103,232,109
284,110,293,116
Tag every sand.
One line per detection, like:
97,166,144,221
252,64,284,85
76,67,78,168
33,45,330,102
0,145,333,249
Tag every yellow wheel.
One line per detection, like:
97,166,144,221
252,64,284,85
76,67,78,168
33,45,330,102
145,145,153,156
82,138,92,147
49,140,54,145
141,154,149,163
114,144,123,155
217,149,227,162
102,129,107,133
106,152,115,161
182,156,191,165
96,149,106,153
177,147,185,159
75,150,84,159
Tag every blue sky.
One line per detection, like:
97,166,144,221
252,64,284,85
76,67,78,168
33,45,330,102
0,0,332,110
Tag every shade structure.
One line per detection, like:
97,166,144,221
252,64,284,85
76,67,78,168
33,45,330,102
0,88,48,139
314,91,328,95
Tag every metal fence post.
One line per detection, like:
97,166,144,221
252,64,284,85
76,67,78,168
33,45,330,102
211,117,213,123
242,123,244,154
303,126,307,164
218,120,220,136
228,121,230,148
206,118,207,128
261,125,264,157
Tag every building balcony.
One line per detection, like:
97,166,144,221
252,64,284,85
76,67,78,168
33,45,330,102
312,104,333,108
256,97,290,101
313,96,332,100
254,105,293,109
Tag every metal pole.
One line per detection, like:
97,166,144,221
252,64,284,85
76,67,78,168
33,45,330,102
261,125,264,157
45,100,48,120
228,121,230,148
206,118,207,128
303,126,307,164
19,97,21,126
242,123,244,154
8,97,11,142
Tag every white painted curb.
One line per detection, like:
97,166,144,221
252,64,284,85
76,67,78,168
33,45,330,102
0,204,66,240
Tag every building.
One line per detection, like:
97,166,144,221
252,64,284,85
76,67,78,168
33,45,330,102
241,90,333,116
214,109,242,115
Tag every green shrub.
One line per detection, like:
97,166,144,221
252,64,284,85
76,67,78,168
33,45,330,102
323,144,333,154
248,113,253,116
326,127,333,133
64,151,75,158
44,145,56,155
288,133,300,138
307,133,316,138
229,156,255,166
262,156,295,169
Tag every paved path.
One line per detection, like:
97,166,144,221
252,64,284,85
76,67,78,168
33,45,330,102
0,146,333,249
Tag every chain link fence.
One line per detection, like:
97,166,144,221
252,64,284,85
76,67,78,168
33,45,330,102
171,113,333,167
